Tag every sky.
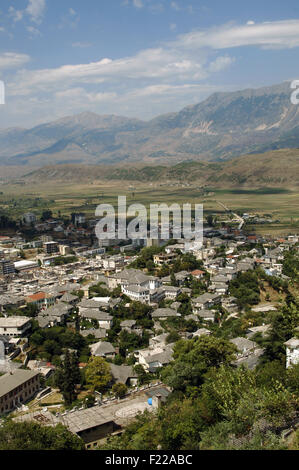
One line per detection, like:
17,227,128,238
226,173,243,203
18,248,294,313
1,0,299,128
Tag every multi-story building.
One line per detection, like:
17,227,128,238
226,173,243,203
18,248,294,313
73,213,86,226
0,370,40,414
43,241,59,254
25,292,56,310
0,316,32,338
59,245,71,256
0,259,15,276
284,338,299,368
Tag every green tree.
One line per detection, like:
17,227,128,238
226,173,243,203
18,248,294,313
112,382,128,398
54,351,81,405
85,356,112,392
0,421,84,450
161,336,237,394
41,210,53,221
262,298,299,364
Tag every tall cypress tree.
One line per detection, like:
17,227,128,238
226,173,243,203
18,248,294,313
55,350,81,405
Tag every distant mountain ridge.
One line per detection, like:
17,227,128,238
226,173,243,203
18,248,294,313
1,81,299,167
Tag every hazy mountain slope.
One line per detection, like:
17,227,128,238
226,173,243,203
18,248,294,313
1,82,299,166
22,149,299,188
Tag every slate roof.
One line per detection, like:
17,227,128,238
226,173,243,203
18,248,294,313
145,348,173,366
80,328,107,339
193,328,211,337
192,293,219,304
196,309,216,319
151,308,180,318
60,292,78,303
233,348,264,370
44,303,72,317
78,299,101,309
230,337,257,352
0,370,40,397
91,341,116,356
120,320,136,328
109,364,137,384
284,338,299,349
113,268,150,285
81,310,112,321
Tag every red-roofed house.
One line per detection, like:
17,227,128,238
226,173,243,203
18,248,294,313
191,270,205,279
25,292,56,310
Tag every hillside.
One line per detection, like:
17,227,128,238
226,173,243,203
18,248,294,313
22,149,299,188
1,82,299,167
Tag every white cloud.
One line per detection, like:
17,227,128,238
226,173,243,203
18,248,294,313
26,0,46,24
10,48,207,96
27,26,42,37
125,83,217,98
0,52,30,70
133,0,144,8
170,23,177,31
8,7,24,23
55,87,117,103
59,7,80,29
208,56,235,72
175,19,299,50
4,18,299,126
72,42,93,48
170,2,180,11
7,19,298,100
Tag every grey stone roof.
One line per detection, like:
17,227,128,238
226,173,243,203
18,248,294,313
60,292,78,303
197,310,216,320
145,347,173,366
91,341,116,356
80,328,107,339
192,293,219,304
113,268,150,285
0,294,25,306
120,320,136,328
162,285,181,293
78,299,101,309
193,328,211,337
185,314,200,322
81,310,112,321
230,337,257,352
151,308,180,318
109,364,137,384
124,285,149,293
37,315,57,328
0,369,39,397
44,303,72,317
284,338,299,349
233,348,264,370
170,302,181,310
246,325,271,338
211,275,229,283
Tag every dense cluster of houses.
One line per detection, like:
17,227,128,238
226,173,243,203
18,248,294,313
0,213,298,446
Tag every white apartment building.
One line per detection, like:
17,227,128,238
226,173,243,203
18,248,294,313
0,317,31,337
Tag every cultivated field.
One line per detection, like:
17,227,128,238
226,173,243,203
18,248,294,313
0,179,298,236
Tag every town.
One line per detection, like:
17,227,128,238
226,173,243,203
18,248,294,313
0,207,298,450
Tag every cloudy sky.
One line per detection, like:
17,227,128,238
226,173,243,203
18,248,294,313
1,0,299,127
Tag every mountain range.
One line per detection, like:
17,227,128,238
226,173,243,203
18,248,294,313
1,81,299,167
